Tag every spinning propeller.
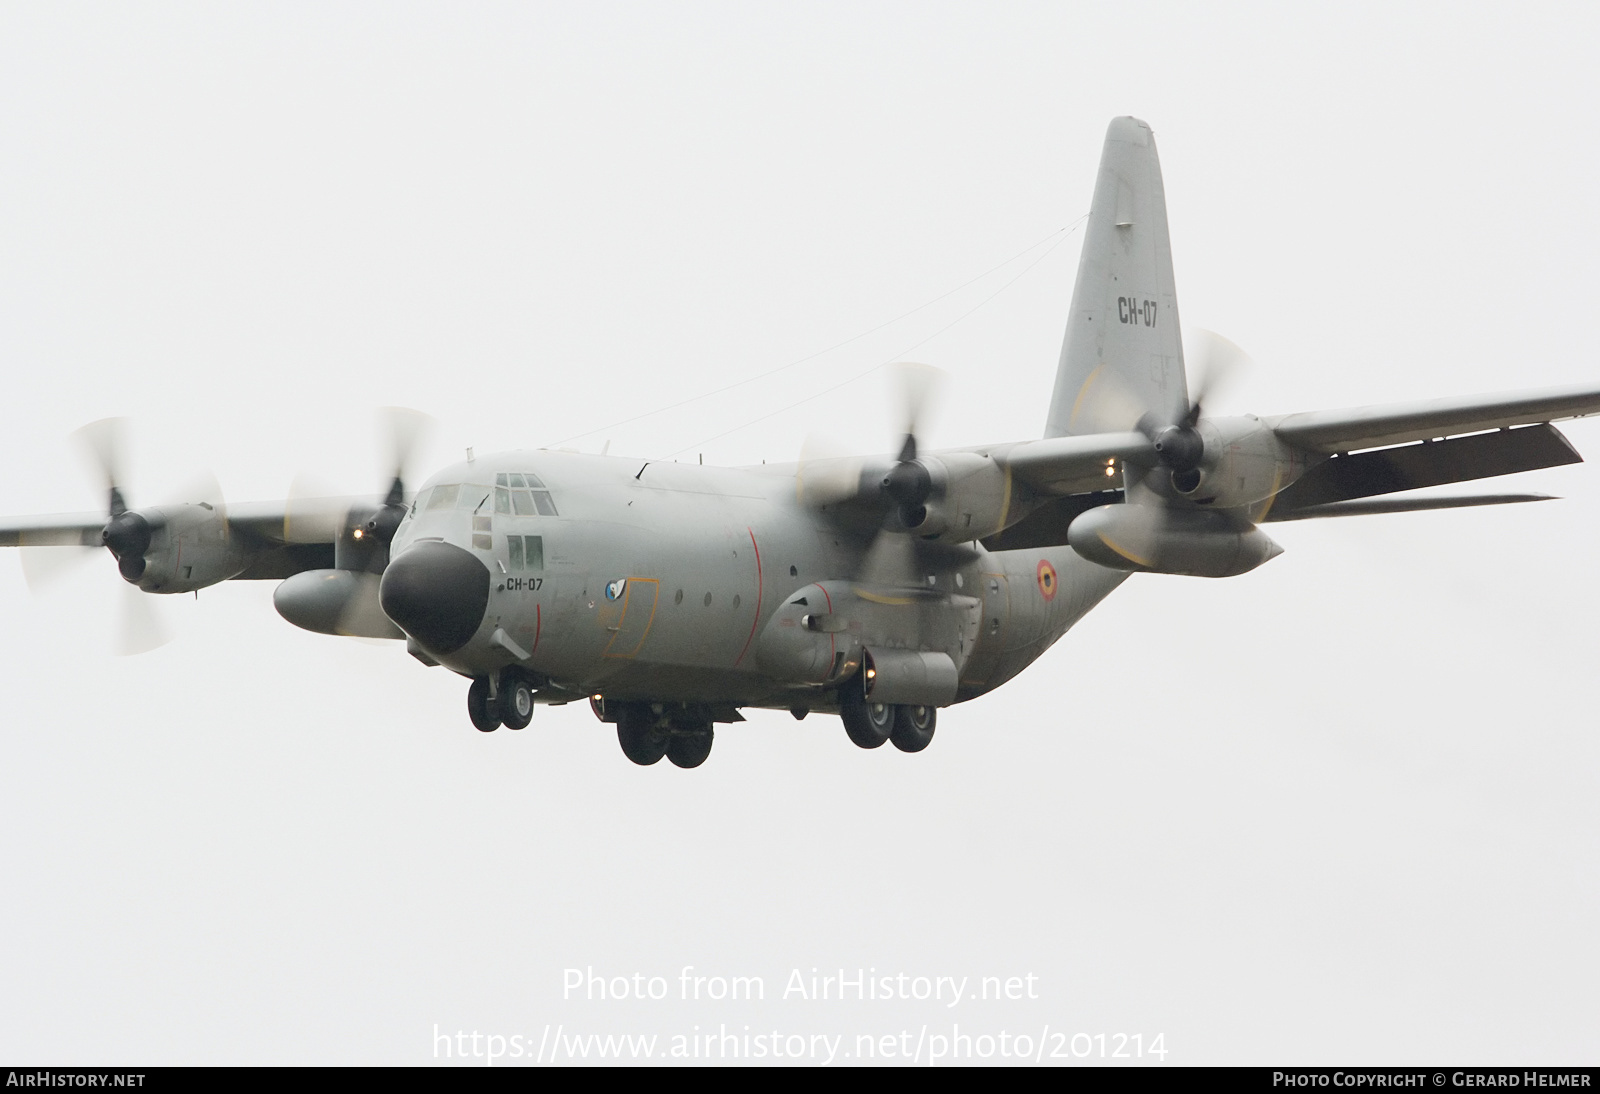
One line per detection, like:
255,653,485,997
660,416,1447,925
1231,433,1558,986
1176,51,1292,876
18,417,204,654
1135,330,1252,490
283,407,433,565
799,363,976,592
878,362,941,530
357,407,433,552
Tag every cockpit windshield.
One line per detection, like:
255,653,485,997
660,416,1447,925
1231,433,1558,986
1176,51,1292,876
416,483,494,513
494,473,559,516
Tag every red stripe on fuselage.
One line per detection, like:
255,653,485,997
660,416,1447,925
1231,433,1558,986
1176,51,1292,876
732,527,763,668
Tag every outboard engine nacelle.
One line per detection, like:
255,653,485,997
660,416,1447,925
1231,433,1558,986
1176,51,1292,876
111,503,254,593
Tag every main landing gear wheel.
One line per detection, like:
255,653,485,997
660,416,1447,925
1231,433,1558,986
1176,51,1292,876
497,671,534,730
890,704,937,753
616,706,669,766
467,677,501,733
840,693,894,749
666,725,714,769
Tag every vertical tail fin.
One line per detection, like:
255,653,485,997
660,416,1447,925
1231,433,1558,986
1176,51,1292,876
1044,117,1188,439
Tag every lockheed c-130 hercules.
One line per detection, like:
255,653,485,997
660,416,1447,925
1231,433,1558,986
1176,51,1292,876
6,116,1600,769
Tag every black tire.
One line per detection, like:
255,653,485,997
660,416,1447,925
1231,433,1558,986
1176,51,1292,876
666,727,714,769
498,671,534,730
616,706,668,766
467,677,501,733
840,692,893,749
890,704,937,753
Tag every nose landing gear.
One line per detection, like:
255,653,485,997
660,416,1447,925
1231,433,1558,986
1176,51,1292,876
466,669,537,733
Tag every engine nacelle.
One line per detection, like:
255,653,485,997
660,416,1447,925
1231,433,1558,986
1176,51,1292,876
899,452,1020,543
1067,503,1282,578
121,503,255,594
1162,416,1310,511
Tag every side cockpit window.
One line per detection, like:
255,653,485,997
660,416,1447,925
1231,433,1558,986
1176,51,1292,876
507,535,543,571
495,472,559,516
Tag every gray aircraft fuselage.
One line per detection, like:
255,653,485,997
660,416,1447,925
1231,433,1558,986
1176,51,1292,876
387,449,1125,713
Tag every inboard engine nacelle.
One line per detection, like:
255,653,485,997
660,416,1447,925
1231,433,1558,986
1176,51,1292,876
1160,416,1309,509
889,452,1020,542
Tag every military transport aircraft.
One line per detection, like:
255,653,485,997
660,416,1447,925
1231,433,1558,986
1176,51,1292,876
5,116,1599,769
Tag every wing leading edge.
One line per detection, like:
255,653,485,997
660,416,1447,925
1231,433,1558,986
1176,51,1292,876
1266,382,1600,454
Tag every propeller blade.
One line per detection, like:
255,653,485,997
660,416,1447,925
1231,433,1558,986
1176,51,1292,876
858,527,922,592
378,406,434,504
72,417,130,515
1065,366,1154,436
283,472,349,544
796,434,864,507
890,361,943,456
116,583,170,656
1183,329,1252,426
855,528,979,596
19,545,98,592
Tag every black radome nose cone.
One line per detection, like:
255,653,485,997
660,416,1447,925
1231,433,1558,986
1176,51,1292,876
379,540,491,654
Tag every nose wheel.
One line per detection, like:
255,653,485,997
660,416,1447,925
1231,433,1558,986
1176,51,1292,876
467,677,500,732
498,672,534,730
466,669,536,733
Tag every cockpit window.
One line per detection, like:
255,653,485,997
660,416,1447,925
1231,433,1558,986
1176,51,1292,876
492,473,560,517
426,484,460,510
507,535,543,571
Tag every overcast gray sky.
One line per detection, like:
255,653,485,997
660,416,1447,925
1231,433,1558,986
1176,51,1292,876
2,1,1597,1066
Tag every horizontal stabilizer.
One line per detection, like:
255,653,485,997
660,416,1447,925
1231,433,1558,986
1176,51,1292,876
1266,493,1555,521
1269,383,1600,454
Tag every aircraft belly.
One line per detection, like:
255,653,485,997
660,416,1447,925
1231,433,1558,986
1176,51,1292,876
958,545,1127,697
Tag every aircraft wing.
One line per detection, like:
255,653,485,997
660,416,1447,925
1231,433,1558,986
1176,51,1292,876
0,498,356,548
224,497,351,545
990,431,1152,495
0,512,106,547
0,496,361,581
1267,383,1600,453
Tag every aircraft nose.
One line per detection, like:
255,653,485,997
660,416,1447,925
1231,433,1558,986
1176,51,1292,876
379,540,491,654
